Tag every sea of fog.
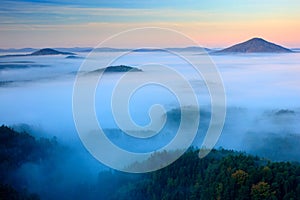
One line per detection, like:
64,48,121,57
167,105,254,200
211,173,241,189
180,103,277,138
1,50,300,198
1,51,300,157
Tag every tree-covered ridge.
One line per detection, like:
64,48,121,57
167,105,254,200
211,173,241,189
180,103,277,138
0,125,62,200
110,148,300,200
0,125,300,200
0,125,59,168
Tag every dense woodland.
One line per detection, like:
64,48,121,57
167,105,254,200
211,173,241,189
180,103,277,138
0,125,300,200
0,125,61,199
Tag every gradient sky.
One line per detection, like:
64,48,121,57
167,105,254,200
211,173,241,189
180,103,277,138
0,0,299,48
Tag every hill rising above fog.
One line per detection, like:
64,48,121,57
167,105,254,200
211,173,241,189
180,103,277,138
216,38,292,53
0,48,75,57
87,65,142,74
30,48,74,56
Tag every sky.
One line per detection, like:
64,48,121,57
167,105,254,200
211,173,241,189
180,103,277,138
0,0,299,48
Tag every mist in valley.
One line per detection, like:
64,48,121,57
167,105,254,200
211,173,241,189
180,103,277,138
1,51,300,199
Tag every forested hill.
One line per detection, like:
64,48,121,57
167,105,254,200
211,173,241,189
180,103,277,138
0,125,62,199
108,148,300,200
0,125,300,200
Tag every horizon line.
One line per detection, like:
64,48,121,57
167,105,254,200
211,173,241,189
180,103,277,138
1,37,299,50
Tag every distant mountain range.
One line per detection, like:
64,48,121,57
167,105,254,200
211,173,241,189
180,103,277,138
0,38,295,56
132,46,211,52
0,47,210,53
0,48,74,57
215,38,292,53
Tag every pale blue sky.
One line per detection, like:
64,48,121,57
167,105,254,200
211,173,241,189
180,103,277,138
0,0,299,48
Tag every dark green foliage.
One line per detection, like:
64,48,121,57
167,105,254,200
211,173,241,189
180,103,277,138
108,148,300,200
1,125,299,199
0,125,58,168
0,125,61,199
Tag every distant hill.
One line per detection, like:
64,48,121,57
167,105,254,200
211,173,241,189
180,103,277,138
216,38,292,53
55,47,93,52
132,48,166,52
30,48,74,56
65,55,83,59
88,65,142,74
168,46,211,52
0,48,75,57
291,48,300,53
